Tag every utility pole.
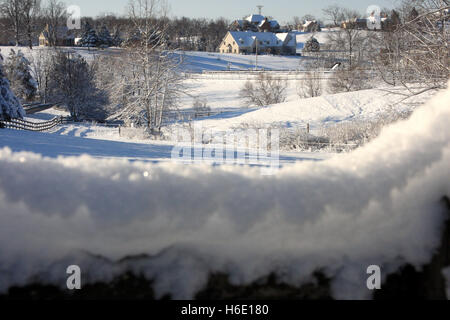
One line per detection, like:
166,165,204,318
255,37,258,70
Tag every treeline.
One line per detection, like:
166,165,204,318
0,0,229,52
76,16,229,51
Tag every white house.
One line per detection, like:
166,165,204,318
218,31,297,55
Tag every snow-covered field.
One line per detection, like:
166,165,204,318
184,87,433,134
0,128,331,165
180,51,304,72
0,83,449,299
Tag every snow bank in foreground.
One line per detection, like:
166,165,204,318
0,85,449,299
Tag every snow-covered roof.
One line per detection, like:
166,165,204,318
245,14,265,24
233,20,245,27
303,20,314,27
270,20,280,28
258,19,280,28
228,31,296,49
276,33,296,47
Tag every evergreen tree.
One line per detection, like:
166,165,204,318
112,29,123,47
0,51,25,121
4,49,38,102
98,26,113,47
80,22,99,48
304,37,320,52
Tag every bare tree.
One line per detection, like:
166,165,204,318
328,65,372,93
290,16,302,30
302,14,316,22
109,0,185,133
373,0,449,94
322,4,345,27
29,47,55,102
21,0,41,49
326,8,365,68
0,0,22,46
43,0,66,47
297,71,322,98
240,73,287,107
49,50,107,121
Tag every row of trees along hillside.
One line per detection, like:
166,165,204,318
0,0,229,51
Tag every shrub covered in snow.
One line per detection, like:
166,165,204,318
303,37,320,53
318,110,412,148
4,49,38,102
0,51,25,120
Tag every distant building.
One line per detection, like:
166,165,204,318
218,31,296,55
39,25,75,47
230,14,280,33
341,18,368,30
258,17,280,32
301,20,321,33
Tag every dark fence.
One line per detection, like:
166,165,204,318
0,116,68,132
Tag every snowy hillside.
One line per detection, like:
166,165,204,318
0,84,449,299
169,87,435,135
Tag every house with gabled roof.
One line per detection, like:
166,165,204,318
258,18,280,32
218,31,296,55
39,25,75,47
302,20,321,32
246,14,265,25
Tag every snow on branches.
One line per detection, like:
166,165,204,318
0,50,25,121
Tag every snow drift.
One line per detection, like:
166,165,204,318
0,85,449,299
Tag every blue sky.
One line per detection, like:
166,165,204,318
62,0,400,23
